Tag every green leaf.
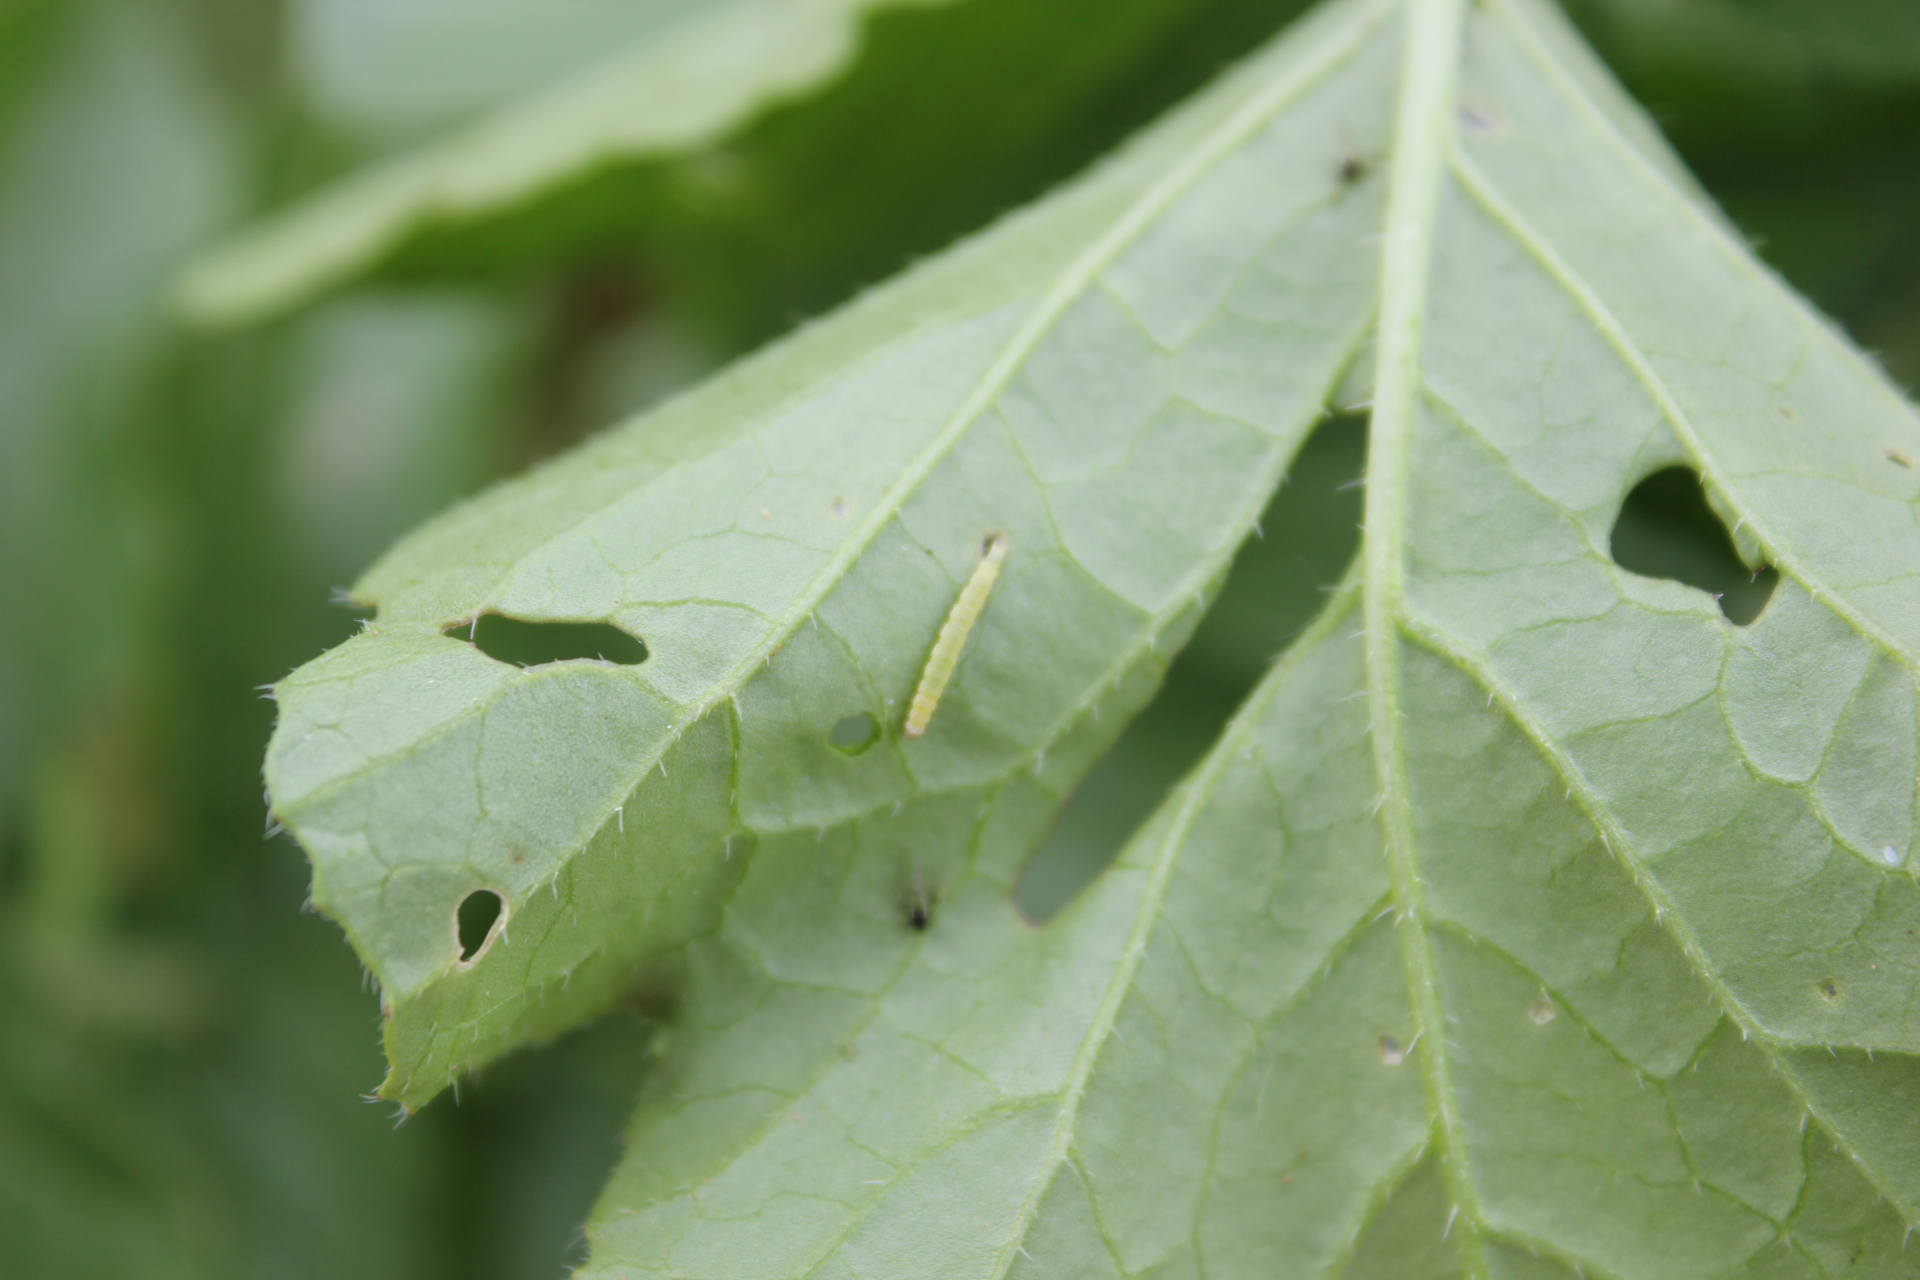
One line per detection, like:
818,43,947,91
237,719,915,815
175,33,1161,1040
290,0,735,141
0,0,233,822
267,0,1389,1108
265,0,1920,1271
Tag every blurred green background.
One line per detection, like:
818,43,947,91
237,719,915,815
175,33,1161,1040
1,0,1915,1275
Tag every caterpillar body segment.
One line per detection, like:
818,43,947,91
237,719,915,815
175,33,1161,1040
903,533,1009,739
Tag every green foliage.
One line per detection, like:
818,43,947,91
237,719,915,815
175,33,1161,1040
6,0,1920,1276
178,0,1323,347
256,0,1920,1270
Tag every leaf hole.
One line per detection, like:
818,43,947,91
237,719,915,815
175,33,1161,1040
456,889,505,965
1610,467,1777,625
452,614,648,666
827,712,879,755
1014,412,1366,920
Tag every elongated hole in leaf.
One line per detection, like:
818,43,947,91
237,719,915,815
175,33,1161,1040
453,614,648,666
1014,413,1367,921
456,889,505,963
1610,467,1777,625
827,712,879,755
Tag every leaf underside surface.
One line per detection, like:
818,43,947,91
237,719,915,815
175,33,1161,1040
261,0,1920,1274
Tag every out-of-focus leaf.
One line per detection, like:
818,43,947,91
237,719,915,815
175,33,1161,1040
177,0,959,323
0,0,231,846
0,11,559,1272
291,0,726,142
263,0,1920,1271
177,0,1316,338
276,291,527,583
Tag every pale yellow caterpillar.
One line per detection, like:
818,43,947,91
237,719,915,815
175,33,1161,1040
904,533,1008,739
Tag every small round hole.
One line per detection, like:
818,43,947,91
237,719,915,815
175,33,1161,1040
827,712,879,755
456,889,505,964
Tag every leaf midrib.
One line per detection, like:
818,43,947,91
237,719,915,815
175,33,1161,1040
1361,0,1488,1275
1429,0,1920,1226
1336,0,1920,1244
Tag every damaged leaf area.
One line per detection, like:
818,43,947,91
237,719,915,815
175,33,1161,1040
261,0,1920,1273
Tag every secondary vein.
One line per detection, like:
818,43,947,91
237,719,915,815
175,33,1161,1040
1445,142,1917,676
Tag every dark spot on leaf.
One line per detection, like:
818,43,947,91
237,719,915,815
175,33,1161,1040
1818,978,1841,1004
827,712,879,755
903,861,939,932
1332,125,1370,193
1377,1034,1407,1066
453,614,648,666
1610,467,1777,625
456,889,504,963
1887,447,1915,469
